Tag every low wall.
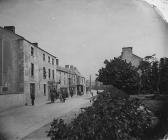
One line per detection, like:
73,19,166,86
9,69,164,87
0,94,25,112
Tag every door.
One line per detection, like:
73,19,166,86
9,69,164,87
30,83,35,98
44,84,46,96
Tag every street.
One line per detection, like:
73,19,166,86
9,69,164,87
0,92,96,140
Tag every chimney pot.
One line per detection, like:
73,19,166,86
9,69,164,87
32,43,38,47
122,47,132,53
4,26,15,33
56,59,59,66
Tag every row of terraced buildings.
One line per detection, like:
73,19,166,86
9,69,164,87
0,26,86,112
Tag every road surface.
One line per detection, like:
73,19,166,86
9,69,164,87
0,93,96,140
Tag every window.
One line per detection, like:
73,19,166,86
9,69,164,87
48,56,50,63
44,84,46,96
52,70,54,79
56,59,59,65
31,63,34,77
48,69,50,79
43,54,45,61
52,58,54,65
43,67,46,79
31,47,34,56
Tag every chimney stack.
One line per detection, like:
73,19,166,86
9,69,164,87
4,26,15,33
122,47,133,54
32,42,38,47
56,59,59,66
70,65,73,70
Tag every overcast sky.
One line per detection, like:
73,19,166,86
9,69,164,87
0,0,168,80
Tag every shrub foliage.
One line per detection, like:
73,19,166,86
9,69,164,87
97,56,168,94
48,92,153,140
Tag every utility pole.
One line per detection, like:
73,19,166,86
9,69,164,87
90,75,91,93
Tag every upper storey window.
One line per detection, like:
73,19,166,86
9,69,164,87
48,56,50,63
31,47,34,56
52,58,54,65
43,54,45,61
31,63,34,77
56,59,59,65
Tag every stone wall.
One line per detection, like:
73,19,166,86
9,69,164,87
0,27,24,94
0,94,25,112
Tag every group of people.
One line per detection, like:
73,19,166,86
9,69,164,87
29,87,67,106
50,88,66,103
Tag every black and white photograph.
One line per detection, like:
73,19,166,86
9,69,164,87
0,0,168,139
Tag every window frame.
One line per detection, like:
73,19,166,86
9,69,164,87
43,54,45,61
31,47,34,56
31,63,34,77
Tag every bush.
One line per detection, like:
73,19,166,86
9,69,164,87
48,92,153,140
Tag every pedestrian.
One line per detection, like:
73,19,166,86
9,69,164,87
59,89,63,102
30,93,35,106
70,89,73,97
62,90,66,102
50,89,55,103
53,88,57,100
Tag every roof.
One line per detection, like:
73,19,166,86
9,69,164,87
0,26,57,59
57,66,84,78
119,52,143,60
57,66,76,75
132,54,143,60
57,66,70,73
122,47,132,49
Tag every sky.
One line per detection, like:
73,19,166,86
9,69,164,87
0,0,168,80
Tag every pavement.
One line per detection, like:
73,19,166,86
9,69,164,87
0,92,97,140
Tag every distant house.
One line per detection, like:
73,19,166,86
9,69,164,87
56,65,86,96
120,47,142,68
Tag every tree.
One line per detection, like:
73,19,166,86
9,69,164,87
97,58,139,94
138,55,159,94
159,57,168,94
151,61,159,92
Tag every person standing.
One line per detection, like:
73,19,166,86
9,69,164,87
59,89,63,102
50,89,55,103
30,92,35,106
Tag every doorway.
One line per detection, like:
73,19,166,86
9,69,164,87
44,84,46,96
30,83,35,98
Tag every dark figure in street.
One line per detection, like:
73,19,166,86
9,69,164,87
53,88,58,100
59,89,65,103
59,89,63,102
70,89,73,97
50,89,55,103
62,91,66,102
30,93,35,106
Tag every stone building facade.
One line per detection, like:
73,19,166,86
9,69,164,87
0,26,85,111
120,47,142,67
56,65,86,97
